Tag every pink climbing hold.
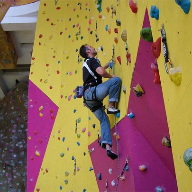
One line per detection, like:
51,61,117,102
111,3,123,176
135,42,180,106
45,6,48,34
68,95,72,101
88,131,91,137
82,128,86,132
89,19,92,25
129,0,138,13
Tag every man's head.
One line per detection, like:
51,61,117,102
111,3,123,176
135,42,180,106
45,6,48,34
79,44,97,58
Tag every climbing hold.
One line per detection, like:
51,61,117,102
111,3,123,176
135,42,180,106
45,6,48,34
169,67,182,86
72,156,75,160
60,153,64,157
129,0,138,13
126,53,131,63
151,37,161,58
121,30,127,42
128,112,135,119
125,164,129,171
183,148,192,172
162,136,171,148
108,28,111,34
92,124,96,128
73,109,76,113
151,60,161,84
150,5,159,20
114,28,118,33
65,171,69,176
106,7,110,12
123,86,126,93
77,142,80,146
97,0,102,12
35,151,40,157
133,84,145,97
111,180,116,187
28,136,32,140
117,56,121,64
105,25,108,31
175,0,191,14
89,19,92,24
113,132,120,140
140,28,153,42
77,167,80,171
82,128,86,132
115,112,120,118
83,189,86,192
156,186,163,192
108,168,112,174
88,131,91,137
98,15,102,18
97,173,102,180
139,165,147,171
64,180,68,184
68,95,72,101
116,19,121,26
39,113,43,117
77,118,81,123
60,186,62,190
114,37,118,44
36,188,40,192
77,134,81,138
89,167,93,171
62,137,65,142
39,34,43,38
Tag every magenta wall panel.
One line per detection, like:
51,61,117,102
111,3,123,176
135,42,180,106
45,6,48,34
27,80,58,192
88,9,177,192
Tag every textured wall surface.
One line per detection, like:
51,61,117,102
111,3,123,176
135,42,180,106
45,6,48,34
28,0,192,191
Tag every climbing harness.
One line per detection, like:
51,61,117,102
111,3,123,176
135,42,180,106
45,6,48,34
159,24,173,74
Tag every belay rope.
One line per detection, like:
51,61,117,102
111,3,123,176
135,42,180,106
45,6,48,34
109,45,120,192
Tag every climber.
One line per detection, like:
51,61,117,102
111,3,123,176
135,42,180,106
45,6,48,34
79,44,121,160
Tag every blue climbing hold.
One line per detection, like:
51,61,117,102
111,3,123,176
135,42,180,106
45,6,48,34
175,0,191,14
128,112,135,119
150,5,159,20
109,60,114,69
73,25,75,28
72,156,75,160
156,186,163,192
88,117,91,120
77,142,80,146
115,112,120,118
60,186,62,190
83,189,86,192
69,18,71,21
89,167,93,171
74,109,77,113
81,36,83,40
74,95,77,99
76,49,78,52
62,137,65,142
68,35,71,38
125,164,129,171
105,25,108,31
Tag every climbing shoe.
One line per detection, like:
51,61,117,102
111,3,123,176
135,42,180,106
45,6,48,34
107,107,120,114
107,150,118,160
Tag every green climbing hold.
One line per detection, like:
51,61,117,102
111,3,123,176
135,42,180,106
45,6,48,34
77,134,81,138
64,180,68,184
97,0,102,12
77,118,81,123
60,153,64,157
140,28,153,42
183,148,192,172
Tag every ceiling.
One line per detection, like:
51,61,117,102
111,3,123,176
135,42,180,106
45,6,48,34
0,1,39,99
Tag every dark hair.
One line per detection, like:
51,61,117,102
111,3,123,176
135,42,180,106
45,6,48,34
79,44,88,58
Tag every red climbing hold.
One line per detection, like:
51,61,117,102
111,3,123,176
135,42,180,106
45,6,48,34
39,34,43,38
117,56,121,64
56,7,61,10
129,0,138,13
151,37,161,58
126,53,131,63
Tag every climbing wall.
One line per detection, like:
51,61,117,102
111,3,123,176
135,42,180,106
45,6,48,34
28,0,192,191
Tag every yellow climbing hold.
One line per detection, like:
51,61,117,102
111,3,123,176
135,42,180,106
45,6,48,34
39,113,43,117
28,136,32,140
39,106,43,111
44,79,48,83
121,30,127,42
169,67,182,86
35,150,40,157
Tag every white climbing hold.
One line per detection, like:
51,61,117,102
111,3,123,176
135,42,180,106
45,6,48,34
108,168,112,174
102,16,105,19
111,180,116,187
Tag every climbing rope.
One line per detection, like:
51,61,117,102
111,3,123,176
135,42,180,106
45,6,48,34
108,45,120,192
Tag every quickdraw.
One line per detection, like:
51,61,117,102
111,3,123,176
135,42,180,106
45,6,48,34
160,24,173,74
117,156,129,180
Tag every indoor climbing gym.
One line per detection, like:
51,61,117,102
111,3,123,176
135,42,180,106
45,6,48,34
0,0,192,192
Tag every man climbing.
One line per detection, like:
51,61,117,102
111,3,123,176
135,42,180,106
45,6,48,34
79,44,121,160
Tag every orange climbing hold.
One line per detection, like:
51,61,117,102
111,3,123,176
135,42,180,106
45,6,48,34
151,37,161,58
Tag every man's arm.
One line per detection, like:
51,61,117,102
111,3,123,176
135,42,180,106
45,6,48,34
95,66,114,78
103,62,110,69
